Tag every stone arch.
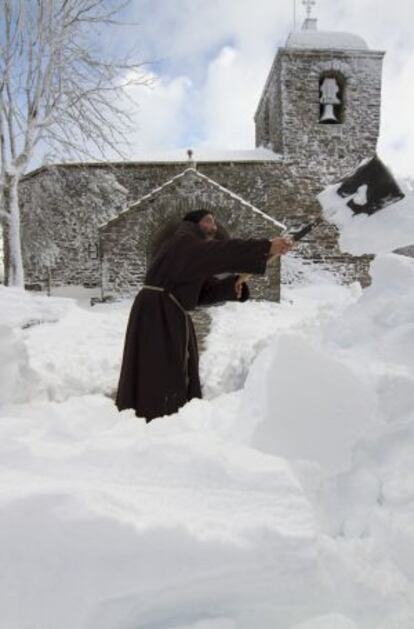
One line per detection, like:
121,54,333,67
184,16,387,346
315,59,353,80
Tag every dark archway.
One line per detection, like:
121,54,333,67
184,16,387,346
146,215,230,268
263,99,271,146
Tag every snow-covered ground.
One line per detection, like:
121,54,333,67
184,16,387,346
1,186,414,629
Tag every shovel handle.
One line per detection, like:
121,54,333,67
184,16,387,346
290,218,322,241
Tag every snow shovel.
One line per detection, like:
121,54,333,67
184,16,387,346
335,154,405,215
294,155,405,241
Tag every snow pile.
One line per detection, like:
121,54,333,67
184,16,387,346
325,253,414,372
244,333,377,471
201,261,355,400
0,325,37,405
0,285,74,328
200,298,320,398
0,286,130,404
317,176,414,431
24,300,129,401
237,252,413,471
0,391,318,629
0,288,74,406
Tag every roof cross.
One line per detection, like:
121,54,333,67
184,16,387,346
302,0,316,18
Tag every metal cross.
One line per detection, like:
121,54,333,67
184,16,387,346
302,0,316,18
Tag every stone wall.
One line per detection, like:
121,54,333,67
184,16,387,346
19,165,127,289
255,54,284,154
19,159,372,292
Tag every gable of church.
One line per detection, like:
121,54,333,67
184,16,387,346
99,168,283,300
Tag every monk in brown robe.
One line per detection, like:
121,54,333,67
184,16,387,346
115,210,293,422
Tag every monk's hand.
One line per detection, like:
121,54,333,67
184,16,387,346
269,236,294,257
235,274,250,299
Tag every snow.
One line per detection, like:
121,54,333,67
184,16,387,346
285,30,369,51
31,149,282,174
102,167,285,230
127,147,283,163
248,334,377,472
1,186,414,628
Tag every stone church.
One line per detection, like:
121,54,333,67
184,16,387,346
17,14,384,301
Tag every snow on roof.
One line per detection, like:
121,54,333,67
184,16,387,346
126,148,282,163
285,30,369,51
22,148,283,180
100,167,285,230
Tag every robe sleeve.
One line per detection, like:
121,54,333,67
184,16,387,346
198,276,250,306
173,236,271,282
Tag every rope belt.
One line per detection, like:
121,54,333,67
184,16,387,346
142,285,190,388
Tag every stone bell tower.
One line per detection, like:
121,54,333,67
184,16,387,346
254,4,385,183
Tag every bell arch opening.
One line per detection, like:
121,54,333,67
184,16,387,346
319,72,346,125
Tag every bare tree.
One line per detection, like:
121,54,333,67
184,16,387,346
0,0,150,287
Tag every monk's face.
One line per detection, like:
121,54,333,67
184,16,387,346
198,213,217,240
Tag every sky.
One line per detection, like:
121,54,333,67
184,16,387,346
99,0,413,179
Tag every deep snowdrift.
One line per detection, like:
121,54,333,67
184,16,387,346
1,183,413,629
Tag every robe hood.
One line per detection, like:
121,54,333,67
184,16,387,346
174,220,206,240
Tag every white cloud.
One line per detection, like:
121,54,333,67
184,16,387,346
378,50,414,178
197,45,266,150
124,72,192,154
129,0,290,63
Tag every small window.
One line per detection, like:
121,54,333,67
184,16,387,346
88,243,99,260
319,73,345,124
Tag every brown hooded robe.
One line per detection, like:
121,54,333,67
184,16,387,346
115,221,271,421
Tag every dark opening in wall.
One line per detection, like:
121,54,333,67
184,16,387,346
88,243,99,260
319,72,346,124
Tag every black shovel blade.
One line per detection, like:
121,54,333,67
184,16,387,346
337,155,405,215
